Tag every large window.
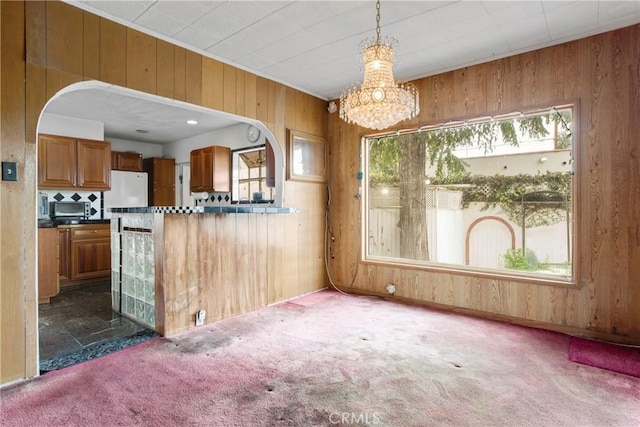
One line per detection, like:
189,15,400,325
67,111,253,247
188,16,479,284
365,105,575,282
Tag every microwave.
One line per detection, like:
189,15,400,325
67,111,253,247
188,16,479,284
50,201,91,219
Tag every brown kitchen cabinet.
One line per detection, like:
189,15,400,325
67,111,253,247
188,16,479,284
58,224,110,285
143,157,176,205
190,146,230,193
39,134,111,190
58,227,71,283
112,151,143,172
70,224,111,281
38,227,59,303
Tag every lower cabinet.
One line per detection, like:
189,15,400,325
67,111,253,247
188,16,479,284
59,224,111,284
58,227,71,282
38,228,59,303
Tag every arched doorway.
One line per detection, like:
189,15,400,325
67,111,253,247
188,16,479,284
465,216,516,269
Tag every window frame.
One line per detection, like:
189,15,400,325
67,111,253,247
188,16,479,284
361,102,581,287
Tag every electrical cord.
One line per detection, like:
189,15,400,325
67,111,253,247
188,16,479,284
324,183,359,296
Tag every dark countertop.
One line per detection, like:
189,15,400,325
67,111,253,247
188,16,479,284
109,206,299,215
38,219,111,228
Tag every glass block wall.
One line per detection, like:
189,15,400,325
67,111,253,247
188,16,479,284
111,213,155,329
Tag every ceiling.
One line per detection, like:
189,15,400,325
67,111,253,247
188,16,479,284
49,1,640,143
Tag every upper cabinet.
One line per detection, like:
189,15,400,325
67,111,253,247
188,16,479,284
112,151,143,172
190,146,230,193
144,157,176,206
39,134,111,190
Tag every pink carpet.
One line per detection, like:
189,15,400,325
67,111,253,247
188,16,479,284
569,336,640,378
2,290,639,426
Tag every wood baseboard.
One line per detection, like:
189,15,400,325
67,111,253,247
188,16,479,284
337,286,640,347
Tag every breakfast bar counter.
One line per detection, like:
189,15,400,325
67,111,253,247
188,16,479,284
109,206,300,336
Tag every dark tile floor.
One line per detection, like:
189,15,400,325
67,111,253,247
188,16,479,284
39,281,148,361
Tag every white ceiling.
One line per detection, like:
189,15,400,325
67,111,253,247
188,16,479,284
49,1,640,143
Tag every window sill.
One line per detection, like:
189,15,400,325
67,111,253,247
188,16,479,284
362,257,579,288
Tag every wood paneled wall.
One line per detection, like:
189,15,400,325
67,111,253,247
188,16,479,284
327,24,640,344
0,0,327,384
158,212,327,336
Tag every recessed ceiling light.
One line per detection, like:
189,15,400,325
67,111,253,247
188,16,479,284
136,129,150,134
186,120,198,125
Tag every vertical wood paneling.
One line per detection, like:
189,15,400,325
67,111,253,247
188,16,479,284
99,18,126,86
25,0,46,66
46,68,82,100
267,214,285,304
223,64,236,114
156,40,175,99
202,57,223,111
46,1,83,76
24,143,38,378
153,214,166,335
1,0,27,384
83,12,100,80
174,46,186,101
185,50,202,105
162,215,190,334
256,76,269,124
126,28,157,94
328,25,640,344
244,72,257,119
626,26,640,338
235,69,246,117
285,86,297,130
26,64,46,142
295,91,310,133
185,215,200,327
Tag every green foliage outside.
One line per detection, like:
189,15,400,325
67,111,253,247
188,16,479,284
369,109,572,187
368,109,573,228
503,248,536,270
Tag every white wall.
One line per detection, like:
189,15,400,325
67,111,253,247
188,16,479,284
164,123,264,164
106,137,164,159
39,113,104,140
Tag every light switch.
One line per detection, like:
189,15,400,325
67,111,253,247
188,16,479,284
2,162,17,181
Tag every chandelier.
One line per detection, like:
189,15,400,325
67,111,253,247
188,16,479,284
339,0,419,130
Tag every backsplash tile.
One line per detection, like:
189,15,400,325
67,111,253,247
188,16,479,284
197,192,231,206
40,190,103,219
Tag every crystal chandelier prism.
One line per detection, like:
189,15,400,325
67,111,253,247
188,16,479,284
339,0,419,130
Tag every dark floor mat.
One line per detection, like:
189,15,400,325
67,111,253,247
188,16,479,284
40,329,159,373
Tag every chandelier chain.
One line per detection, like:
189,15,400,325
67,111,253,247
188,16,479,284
375,0,381,44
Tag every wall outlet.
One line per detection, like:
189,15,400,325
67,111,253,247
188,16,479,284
195,309,206,326
386,283,396,295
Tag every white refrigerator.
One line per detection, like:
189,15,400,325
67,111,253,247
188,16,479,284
104,171,148,218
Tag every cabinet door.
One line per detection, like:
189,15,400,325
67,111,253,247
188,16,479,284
38,134,76,188
211,146,230,192
113,151,143,171
190,149,203,192
265,140,275,188
145,157,176,206
190,146,230,193
58,228,71,283
70,239,111,280
77,139,111,189
38,228,59,303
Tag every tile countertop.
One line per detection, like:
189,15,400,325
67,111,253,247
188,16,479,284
109,206,300,214
38,219,111,228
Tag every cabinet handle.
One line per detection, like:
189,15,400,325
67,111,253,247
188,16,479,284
92,230,97,233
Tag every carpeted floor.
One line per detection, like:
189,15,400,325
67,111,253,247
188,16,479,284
2,290,639,427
